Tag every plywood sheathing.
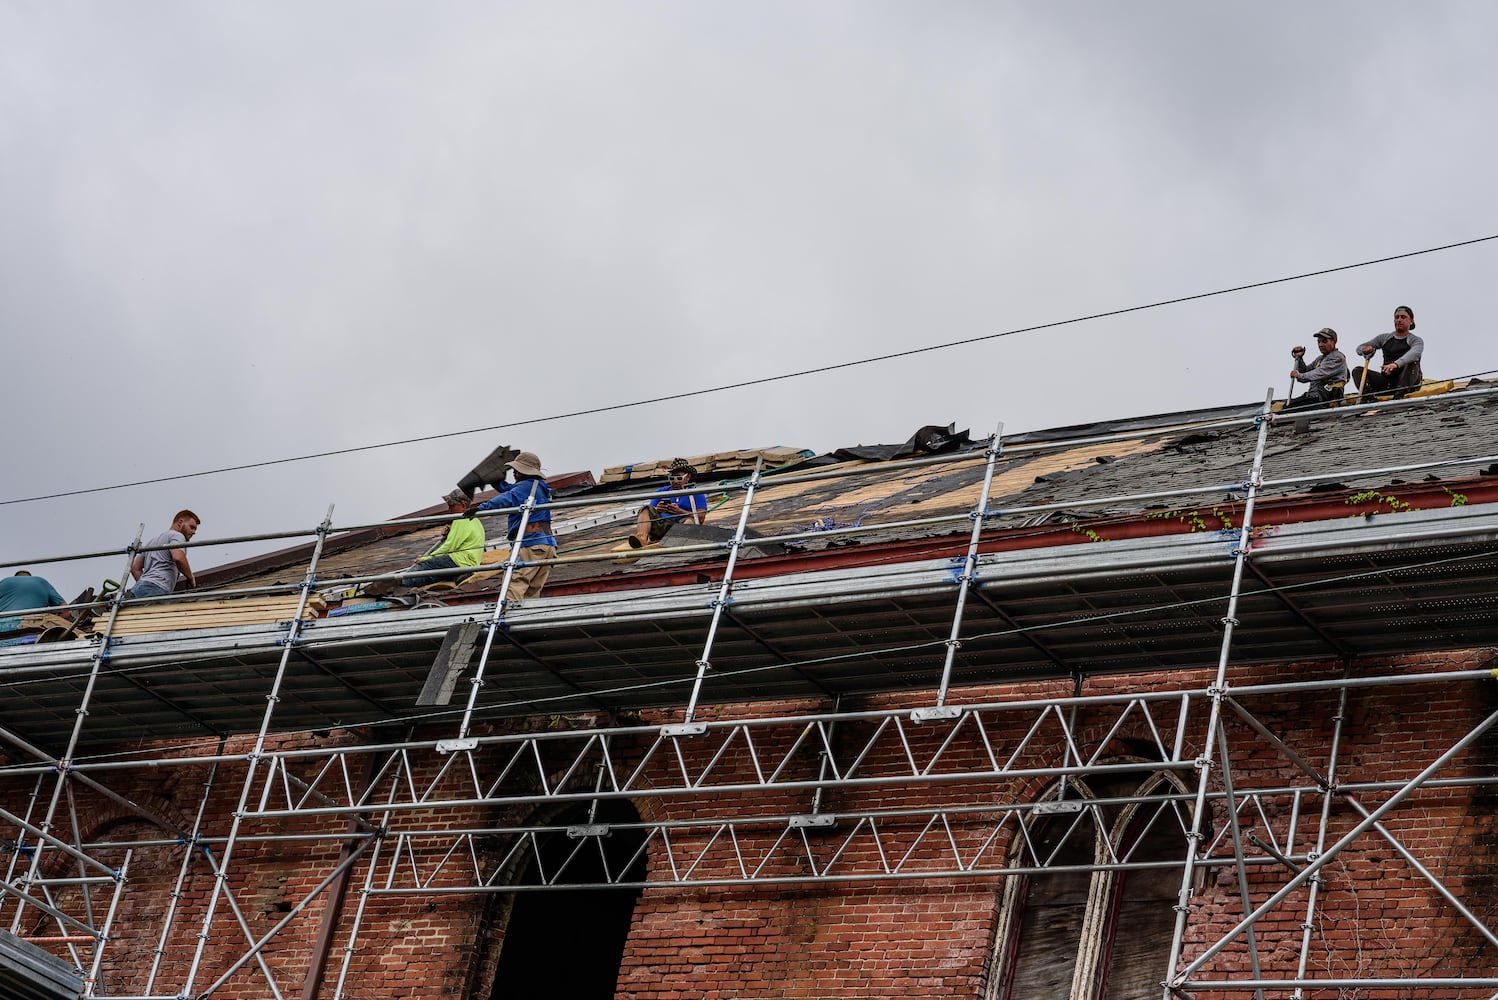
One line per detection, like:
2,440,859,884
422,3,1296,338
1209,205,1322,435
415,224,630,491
708,436,1164,537
106,594,328,637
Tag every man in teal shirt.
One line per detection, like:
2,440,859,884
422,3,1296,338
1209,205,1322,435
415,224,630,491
0,570,67,615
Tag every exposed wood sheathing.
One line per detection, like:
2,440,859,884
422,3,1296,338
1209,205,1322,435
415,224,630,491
104,594,327,637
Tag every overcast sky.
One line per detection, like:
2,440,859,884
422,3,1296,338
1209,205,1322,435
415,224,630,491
3,1,1496,597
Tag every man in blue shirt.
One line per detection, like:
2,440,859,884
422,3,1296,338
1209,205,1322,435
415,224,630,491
463,451,556,603
628,459,709,549
0,570,68,616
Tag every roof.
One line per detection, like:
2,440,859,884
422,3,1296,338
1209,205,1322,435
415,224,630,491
4,387,1498,754
0,933,84,1000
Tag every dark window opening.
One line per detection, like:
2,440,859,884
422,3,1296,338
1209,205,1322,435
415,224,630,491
1095,797,1186,1000
489,799,647,1000
1000,791,1099,1000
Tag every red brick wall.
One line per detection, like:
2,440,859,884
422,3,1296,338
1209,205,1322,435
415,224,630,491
4,649,1497,998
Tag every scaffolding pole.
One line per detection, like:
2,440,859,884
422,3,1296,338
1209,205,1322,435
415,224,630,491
179,507,333,999
681,457,763,726
8,528,142,939
1161,390,1275,1000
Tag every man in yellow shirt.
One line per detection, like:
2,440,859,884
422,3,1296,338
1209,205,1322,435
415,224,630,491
402,490,488,587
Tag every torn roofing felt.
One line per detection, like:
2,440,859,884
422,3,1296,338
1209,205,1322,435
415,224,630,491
829,423,975,462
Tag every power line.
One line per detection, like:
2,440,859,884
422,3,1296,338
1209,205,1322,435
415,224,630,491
6,232,1496,508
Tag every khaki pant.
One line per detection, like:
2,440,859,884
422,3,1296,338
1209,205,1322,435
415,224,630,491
504,543,555,603
467,544,556,603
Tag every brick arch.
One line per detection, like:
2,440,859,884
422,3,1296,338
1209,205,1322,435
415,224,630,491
463,795,648,999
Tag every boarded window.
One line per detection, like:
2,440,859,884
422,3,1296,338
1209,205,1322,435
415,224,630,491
998,797,1098,999
992,771,1192,1000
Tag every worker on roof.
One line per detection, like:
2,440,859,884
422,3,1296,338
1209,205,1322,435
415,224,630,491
464,451,556,603
126,510,200,600
628,459,709,549
1352,305,1424,399
400,490,488,588
1285,328,1349,411
0,570,67,617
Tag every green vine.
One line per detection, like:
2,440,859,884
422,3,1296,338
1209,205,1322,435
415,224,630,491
1143,507,1235,532
1071,524,1104,543
1443,487,1468,507
1346,491,1412,513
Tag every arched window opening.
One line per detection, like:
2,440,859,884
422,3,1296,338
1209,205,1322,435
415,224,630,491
993,783,1101,1000
1093,773,1194,1000
989,767,1201,1000
489,798,647,1000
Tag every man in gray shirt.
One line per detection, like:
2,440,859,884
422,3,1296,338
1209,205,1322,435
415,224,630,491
127,510,201,600
1353,305,1424,399
1285,328,1349,411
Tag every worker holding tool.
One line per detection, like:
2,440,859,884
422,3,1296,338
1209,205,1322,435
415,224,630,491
126,510,200,599
628,459,709,549
1352,306,1424,399
1285,328,1349,411
400,490,487,588
464,451,556,602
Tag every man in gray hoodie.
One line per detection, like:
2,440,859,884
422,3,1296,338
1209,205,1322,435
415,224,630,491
1285,328,1349,411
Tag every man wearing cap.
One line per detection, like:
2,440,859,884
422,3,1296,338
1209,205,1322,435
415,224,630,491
464,451,556,602
628,459,710,549
1353,306,1424,399
1285,328,1349,411
401,491,488,588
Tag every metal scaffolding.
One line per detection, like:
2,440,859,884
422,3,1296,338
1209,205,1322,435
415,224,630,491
2,388,1498,997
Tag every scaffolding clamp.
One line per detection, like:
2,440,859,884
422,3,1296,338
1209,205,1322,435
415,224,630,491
436,738,478,754
789,814,836,829
910,706,960,723
566,824,610,839
661,722,708,737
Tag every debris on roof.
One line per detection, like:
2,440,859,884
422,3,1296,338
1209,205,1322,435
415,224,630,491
61,382,1498,632
601,446,811,484
829,422,975,462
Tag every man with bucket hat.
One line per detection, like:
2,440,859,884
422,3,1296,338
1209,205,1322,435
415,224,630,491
464,451,557,602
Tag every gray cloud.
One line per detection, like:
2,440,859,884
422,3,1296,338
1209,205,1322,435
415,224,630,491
3,1,1495,596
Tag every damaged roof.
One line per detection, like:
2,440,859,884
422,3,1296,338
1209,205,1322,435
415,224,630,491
6,387,1498,752
203,389,1498,597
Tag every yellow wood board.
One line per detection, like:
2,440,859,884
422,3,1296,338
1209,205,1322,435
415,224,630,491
106,595,327,636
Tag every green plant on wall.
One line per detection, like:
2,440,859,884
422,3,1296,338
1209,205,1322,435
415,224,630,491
1346,491,1413,514
1143,507,1235,532
1070,523,1104,543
